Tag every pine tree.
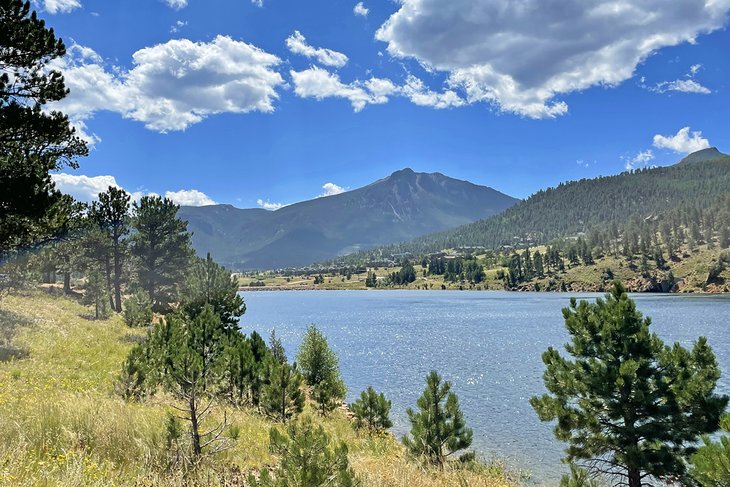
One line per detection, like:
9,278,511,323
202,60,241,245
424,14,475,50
351,386,392,434
0,0,88,253
403,370,473,468
90,186,130,312
691,414,730,486
261,361,304,424
269,329,287,364
181,252,245,331
83,267,109,319
250,417,356,487
130,196,193,312
144,304,231,457
530,282,728,487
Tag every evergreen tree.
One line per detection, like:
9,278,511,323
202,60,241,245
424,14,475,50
122,288,153,328
0,0,87,253
83,267,109,319
144,305,230,457
130,196,193,312
297,325,346,415
691,414,730,486
351,386,392,434
403,370,473,468
261,361,304,424
312,376,346,416
181,252,245,331
251,417,356,487
530,282,728,487
269,329,287,364
90,186,130,312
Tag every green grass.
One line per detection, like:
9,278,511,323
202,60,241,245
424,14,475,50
0,291,519,486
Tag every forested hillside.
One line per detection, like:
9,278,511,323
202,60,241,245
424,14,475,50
362,150,730,258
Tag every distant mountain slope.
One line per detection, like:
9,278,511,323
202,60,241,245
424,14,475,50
179,168,518,269
365,149,730,257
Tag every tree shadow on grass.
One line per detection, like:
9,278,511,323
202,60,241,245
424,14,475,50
0,307,32,362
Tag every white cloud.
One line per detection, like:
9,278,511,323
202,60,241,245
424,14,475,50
353,2,369,17
652,79,711,94
290,67,394,111
163,0,187,9
251,0,264,6
624,150,655,170
51,174,120,202
647,63,712,94
291,67,462,111
401,75,464,109
50,36,284,133
51,173,212,205
319,183,346,197
285,31,349,68
165,189,215,206
170,20,187,34
256,199,285,211
653,127,711,154
35,0,81,14
375,0,730,118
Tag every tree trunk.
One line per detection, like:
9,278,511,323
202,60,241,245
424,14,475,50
63,272,71,294
189,390,201,457
112,238,122,313
104,255,114,311
628,467,641,487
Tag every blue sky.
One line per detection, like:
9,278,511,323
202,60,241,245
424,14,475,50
43,0,730,208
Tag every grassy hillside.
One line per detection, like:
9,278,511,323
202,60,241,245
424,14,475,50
0,291,519,486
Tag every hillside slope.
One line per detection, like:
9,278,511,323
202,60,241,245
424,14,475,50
366,149,730,257
180,169,517,269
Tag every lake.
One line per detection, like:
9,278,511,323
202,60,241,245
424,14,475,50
237,290,730,483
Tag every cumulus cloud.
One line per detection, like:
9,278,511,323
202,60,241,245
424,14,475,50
50,37,284,133
165,189,215,206
51,174,121,202
286,31,349,68
401,75,464,109
375,0,730,118
34,0,81,14
624,150,655,170
290,67,396,111
256,199,285,211
319,183,346,197
353,2,368,17
653,127,711,154
51,173,213,206
163,0,187,9
291,67,462,111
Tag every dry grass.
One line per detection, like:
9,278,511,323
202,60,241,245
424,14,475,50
0,291,518,486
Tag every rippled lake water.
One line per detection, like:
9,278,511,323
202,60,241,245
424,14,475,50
237,290,730,483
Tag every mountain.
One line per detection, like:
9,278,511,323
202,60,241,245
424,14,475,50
676,147,729,165
179,169,518,269
362,149,730,258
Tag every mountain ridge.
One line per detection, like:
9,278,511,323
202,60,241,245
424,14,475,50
179,169,518,270
354,149,730,260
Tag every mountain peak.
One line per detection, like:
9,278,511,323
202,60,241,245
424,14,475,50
677,147,728,166
390,167,416,178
